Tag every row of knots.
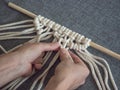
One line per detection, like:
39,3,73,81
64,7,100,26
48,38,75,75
34,15,91,50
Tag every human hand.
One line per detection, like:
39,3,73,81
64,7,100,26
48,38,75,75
45,48,90,90
12,42,60,76
0,42,59,87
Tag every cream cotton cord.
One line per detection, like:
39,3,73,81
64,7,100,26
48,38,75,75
0,15,118,90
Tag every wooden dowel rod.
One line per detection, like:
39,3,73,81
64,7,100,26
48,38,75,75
8,2,120,60
90,42,120,60
8,2,37,18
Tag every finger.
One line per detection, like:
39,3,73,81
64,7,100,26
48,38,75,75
69,51,86,66
69,51,81,63
16,42,59,63
40,42,60,52
33,52,45,64
60,48,73,63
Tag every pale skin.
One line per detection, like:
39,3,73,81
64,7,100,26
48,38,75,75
0,42,89,90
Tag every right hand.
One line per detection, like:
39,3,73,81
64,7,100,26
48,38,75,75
45,48,90,90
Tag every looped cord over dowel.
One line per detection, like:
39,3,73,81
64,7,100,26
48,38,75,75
34,15,91,50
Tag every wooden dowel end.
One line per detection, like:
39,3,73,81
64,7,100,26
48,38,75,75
8,2,37,18
90,42,120,60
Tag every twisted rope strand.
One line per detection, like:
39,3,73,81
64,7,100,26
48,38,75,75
0,45,7,53
0,15,118,90
0,20,33,28
0,24,34,31
76,51,103,90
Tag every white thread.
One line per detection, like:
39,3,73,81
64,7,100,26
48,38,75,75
0,24,34,31
0,45,7,53
0,15,118,90
0,20,33,28
1,78,23,90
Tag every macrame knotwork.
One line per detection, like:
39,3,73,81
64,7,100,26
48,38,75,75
0,15,118,90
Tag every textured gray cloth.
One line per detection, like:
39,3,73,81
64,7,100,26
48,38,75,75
0,0,120,90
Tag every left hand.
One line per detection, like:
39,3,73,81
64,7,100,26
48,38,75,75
12,42,60,76
0,42,60,87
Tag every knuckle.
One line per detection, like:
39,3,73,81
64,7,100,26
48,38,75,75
81,80,85,85
84,67,90,76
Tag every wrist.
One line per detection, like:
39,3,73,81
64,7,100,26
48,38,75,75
1,52,31,77
9,52,26,77
7,53,25,77
0,52,25,86
12,51,32,76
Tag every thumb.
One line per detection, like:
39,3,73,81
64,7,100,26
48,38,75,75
60,48,73,63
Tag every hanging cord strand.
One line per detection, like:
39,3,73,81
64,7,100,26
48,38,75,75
73,34,116,90
76,51,102,90
1,22,54,89
91,53,118,90
0,20,33,28
0,13,118,90
75,41,117,90
11,24,54,90
0,45,7,54
1,77,23,90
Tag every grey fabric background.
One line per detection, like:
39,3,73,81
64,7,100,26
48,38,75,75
0,0,120,90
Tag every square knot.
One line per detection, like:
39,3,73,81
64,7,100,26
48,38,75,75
34,15,91,49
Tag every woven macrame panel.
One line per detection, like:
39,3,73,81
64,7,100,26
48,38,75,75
0,0,120,90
